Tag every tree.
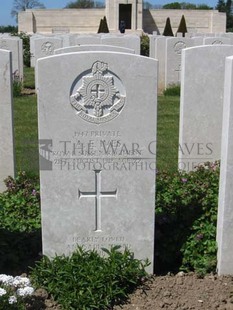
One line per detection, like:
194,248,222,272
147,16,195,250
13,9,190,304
163,2,213,9
65,0,94,8
216,0,226,12
163,2,182,9
163,17,174,36
176,15,188,37
11,0,45,21
97,16,109,33
216,0,233,29
197,4,213,9
226,0,233,28
181,2,196,9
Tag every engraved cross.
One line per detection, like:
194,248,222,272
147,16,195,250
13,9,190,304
78,170,117,232
91,84,105,99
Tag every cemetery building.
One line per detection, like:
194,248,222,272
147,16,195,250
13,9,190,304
18,0,226,34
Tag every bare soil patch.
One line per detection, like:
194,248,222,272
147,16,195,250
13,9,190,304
114,272,233,310
28,272,233,309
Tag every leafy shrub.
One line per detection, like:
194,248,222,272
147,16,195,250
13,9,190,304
30,246,149,309
155,161,219,275
141,33,149,56
13,32,31,67
163,83,180,96
0,172,41,274
0,172,40,232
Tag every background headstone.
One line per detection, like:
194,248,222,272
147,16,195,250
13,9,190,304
75,34,101,45
165,37,193,88
38,52,157,273
0,37,23,81
203,37,231,45
33,37,63,67
0,50,15,192
101,34,141,55
54,45,135,54
179,45,233,171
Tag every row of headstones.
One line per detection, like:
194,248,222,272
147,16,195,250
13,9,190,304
149,33,233,91
31,32,233,94
0,35,23,81
1,44,233,275
30,33,141,67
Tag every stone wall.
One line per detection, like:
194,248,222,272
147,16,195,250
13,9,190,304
143,9,226,34
18,9,105,34
18,8,226,34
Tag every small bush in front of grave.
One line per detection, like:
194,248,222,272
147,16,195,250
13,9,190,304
163,83,180,96
30,246,149,309
0,172,41,274
155,161,219,275
141,33,149,57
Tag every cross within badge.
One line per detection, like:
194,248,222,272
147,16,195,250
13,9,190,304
78,170,117,232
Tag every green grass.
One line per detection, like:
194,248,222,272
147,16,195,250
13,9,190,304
14,94,39,176
157,95,180,172
23,67,35,89
13,68,180,175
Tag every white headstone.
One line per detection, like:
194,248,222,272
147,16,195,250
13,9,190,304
75,35,101,45
154,36,167,93
38,52,157,273
101,34,141,55
149,35,159,58
0,37,23,81
54,45,135,55
0,50,15,192
217,55,233,275
179,45,233,171
165,38,193,88
33,37,63,66
191,36,204,46
203,37,231,45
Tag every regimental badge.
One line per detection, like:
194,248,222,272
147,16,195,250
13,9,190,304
174,41,187,55
41,42,54,55
70,61,126,124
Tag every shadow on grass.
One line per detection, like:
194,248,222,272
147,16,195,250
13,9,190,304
0,228,42,276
